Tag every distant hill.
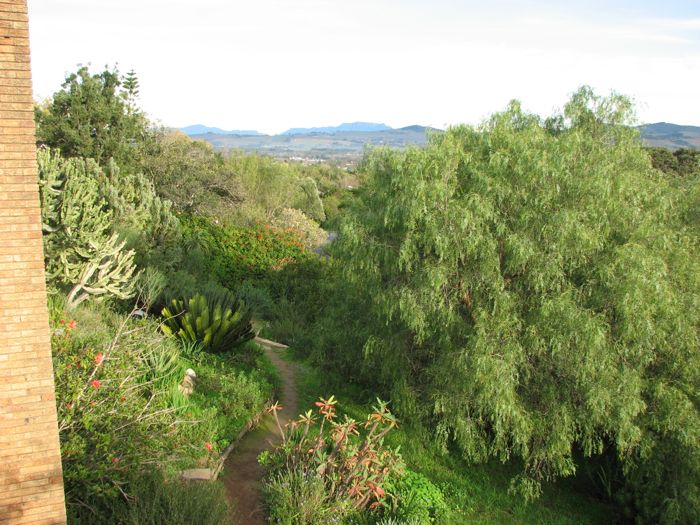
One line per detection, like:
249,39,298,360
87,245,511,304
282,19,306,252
190,124,435,164
282,122,393,136
180,124,264,137
639,122,700,150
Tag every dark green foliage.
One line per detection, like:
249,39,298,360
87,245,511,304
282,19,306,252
647,146,700,177
382,470,447,524
325,87,699,523
161,290,255,354
140,133,244,217
179,215,309,293
35,66,152,170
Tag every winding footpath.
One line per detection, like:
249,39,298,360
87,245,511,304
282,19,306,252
223,339,299,524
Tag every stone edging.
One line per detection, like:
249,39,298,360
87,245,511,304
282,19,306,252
181,337,287,481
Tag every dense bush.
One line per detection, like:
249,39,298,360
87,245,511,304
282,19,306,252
49,298,219,515
382,469,447,524
179,215,309,292
141,132,244,217
271,207,328,250
323,88,700,523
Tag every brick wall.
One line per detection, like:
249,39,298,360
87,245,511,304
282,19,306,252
0,1,67,523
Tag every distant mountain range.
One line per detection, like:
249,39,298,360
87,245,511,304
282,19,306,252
178,121,699,164
638,122,700,150
180,124,264,136
281,122,393,135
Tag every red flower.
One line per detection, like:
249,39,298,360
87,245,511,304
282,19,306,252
59,319,65,325
90,380,101,389
204,442,213,452
94,352,104,365
119,395,126,402
111,457,120,463
67,320,77,330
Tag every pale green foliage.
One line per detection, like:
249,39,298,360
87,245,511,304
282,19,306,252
227,153,327,225
297,177,326,223
272,208,327,250
100,160,182,269
64,233,138,308
333,88,700,523
38,148,138,308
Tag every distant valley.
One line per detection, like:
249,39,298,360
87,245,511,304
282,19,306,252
180,121,700,164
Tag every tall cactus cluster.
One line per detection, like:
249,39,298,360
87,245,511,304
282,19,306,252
37,148,180,308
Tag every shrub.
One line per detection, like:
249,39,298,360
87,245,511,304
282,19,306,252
179,214,309,292
382,469,447,524
272,208,328,250
160,289,255,354
51,302,218,515
261,397,403,516
263,469,341,525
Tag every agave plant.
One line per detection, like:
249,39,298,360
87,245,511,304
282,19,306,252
160,289,255,354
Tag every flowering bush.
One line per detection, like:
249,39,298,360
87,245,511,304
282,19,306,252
260,396,404,519
50,301,218,516
179,214,309,292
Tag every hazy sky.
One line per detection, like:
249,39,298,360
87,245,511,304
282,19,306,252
27,0,700,134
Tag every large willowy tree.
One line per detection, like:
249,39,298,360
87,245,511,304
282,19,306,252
332,88,699,523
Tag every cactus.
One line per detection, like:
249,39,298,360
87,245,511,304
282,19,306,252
100,160,182,269
161,290,255,354
65,234,138,308
37,148,139,307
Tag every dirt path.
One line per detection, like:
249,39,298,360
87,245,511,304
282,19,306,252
223,341,299,524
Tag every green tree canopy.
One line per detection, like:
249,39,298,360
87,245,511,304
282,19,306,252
35,66,152,169
330,87,699,524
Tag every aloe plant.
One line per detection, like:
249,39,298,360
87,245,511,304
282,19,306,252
160,290,254,353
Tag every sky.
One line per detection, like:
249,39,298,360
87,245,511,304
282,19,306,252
27,0,700,135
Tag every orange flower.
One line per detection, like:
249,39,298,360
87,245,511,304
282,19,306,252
67,320,77,330
205,442,213,452
94,352,104,365
90,380,101,389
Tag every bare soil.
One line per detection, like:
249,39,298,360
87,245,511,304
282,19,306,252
223,342,299,524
